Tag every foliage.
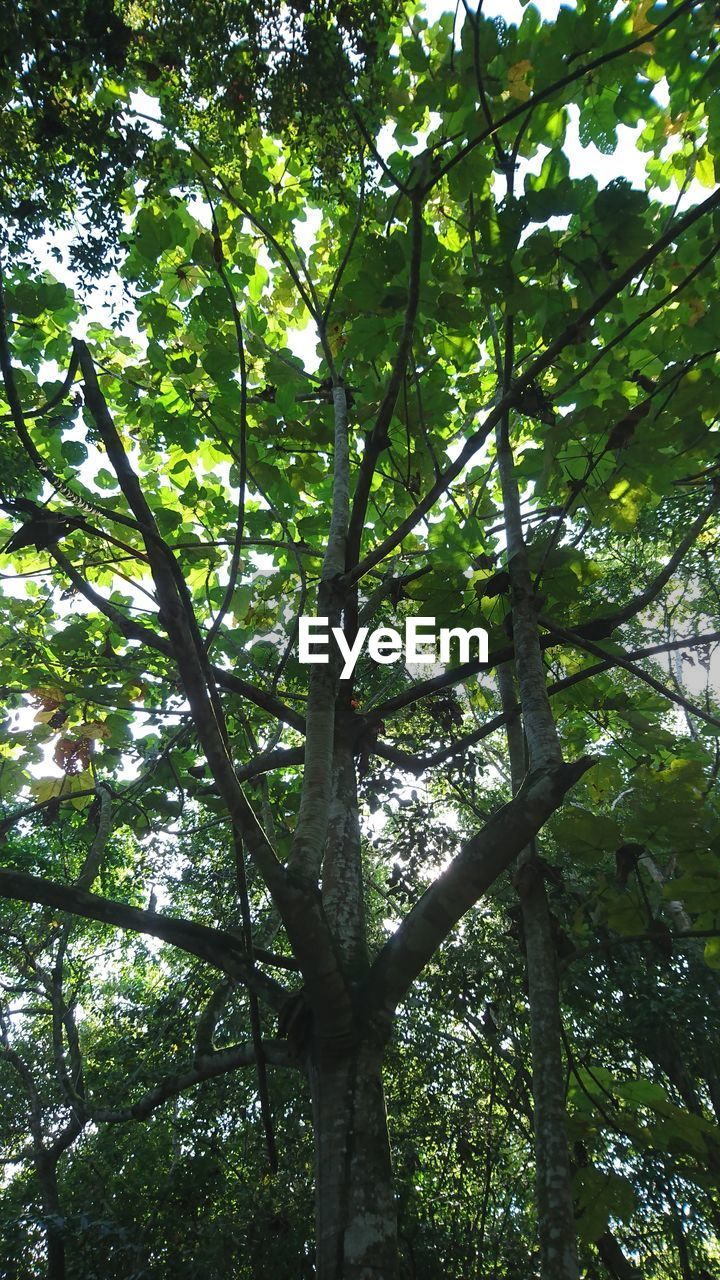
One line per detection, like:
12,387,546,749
0,0,400,272
1,1,720,1277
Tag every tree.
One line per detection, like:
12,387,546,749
0,0,396,272
1,0,720,1276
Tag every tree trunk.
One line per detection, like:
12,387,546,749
36,1151,66,1280
45,1233,66,1280
496,664,579,1280
309,1042,397,1280
516,862,579,1280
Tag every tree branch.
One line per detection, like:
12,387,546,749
370,630,720,770
74,340,355,1041
343,185,720,587
49,546,304,729
89,1039,296,1125
368,754,595,1019
435,0,700,190
0,869,289,1011
345,196,424,572
540,619,720,731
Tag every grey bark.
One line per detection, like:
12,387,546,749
291,384,350,880
495,422,579,1280
309,1042,397,1280
497,666,579,1280
515,859,579,1280
322,740,368,980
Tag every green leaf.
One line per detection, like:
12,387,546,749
60,440,88,467
551,807,622,863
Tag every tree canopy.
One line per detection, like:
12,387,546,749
1,1,720,1278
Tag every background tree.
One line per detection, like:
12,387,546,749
2,1,720,1277
0,0,396,272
